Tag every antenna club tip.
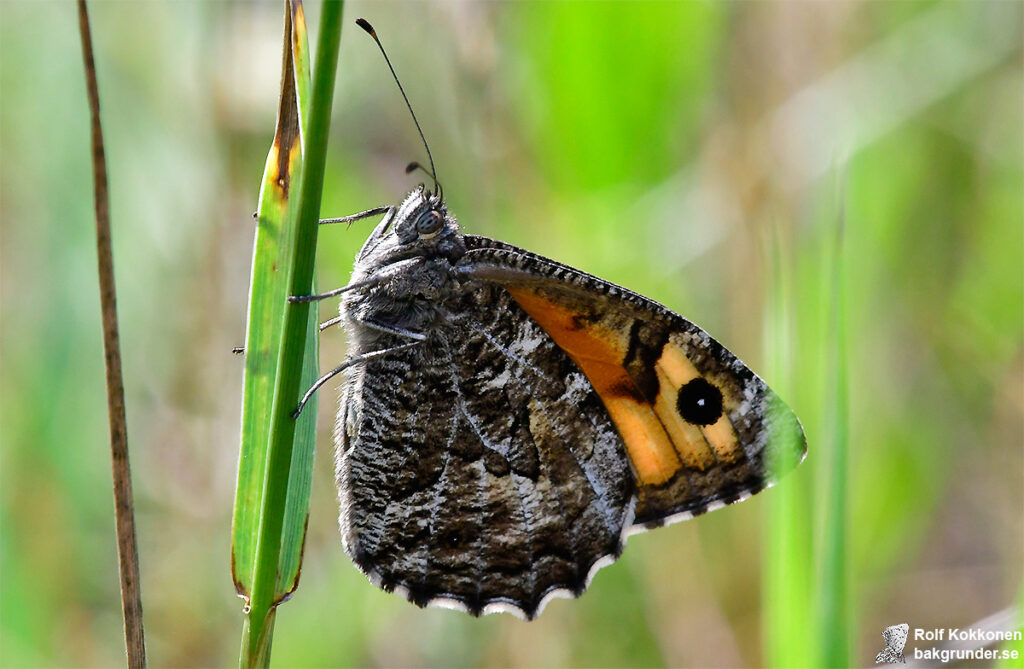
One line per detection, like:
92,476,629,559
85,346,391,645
355,18,376,36
405,161,420,174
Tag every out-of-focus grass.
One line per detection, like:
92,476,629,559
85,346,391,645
762,227,814,669
995,585,1023,668
1,2,1021,667
815,179,852,667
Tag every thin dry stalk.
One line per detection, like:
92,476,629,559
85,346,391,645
77,2,147,666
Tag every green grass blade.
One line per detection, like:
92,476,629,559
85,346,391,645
238,1,345,666
815,183,852,666
272,0,315,602
762,228,814,669
289,1,311,144
232,0,315,607
995,590,1023,669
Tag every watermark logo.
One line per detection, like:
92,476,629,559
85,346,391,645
872,620,1022,665
875,623,909,664
911,626,1022,663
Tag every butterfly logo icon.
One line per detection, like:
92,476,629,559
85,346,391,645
875,623,910,664
293,19,807,619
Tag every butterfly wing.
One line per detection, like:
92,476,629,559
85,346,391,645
336,234,805,619
458,236,807,528
337,276,636,619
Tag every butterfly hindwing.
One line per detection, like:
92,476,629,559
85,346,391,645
337,277,636,619
459,235,807,529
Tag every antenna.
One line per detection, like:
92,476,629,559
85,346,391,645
405,161,443,201
356,18,440,197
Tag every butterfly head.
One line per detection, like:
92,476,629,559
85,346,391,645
392,184,457,244
356,185,463,268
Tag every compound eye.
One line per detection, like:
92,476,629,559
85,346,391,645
415,210,444,238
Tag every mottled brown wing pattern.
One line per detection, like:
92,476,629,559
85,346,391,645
458,235,807,529
334,221,805,619
337,280,636,619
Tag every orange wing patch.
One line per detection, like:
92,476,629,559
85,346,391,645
506,287,682,486
506,286,747,487
655,343,742,465
651,362,716,470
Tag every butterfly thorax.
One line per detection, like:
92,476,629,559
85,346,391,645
340,187,467,353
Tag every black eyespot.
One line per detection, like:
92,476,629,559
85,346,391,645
415,209,443,236
676,377,723,425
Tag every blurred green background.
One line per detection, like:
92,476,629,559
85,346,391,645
2,1,1021,667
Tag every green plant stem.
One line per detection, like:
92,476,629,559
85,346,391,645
244,1,344,665
817,192,851,666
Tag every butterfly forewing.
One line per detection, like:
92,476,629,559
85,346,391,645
459,236,807,529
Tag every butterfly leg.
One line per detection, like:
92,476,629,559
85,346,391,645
289,257,426,303
288,280,369,303
319,315,343,332
320,313,425,338
319,205,392,227
292,341,422,418
352,316,427,341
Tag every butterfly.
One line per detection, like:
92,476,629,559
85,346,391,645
875,623,910,664
296,18,806,620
